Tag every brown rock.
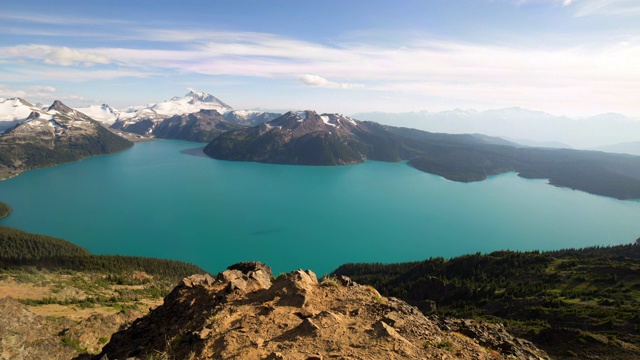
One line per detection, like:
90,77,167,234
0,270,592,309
96,263,549,360
264,352,285,360
337,275,356,287
181,273,215,288
297,318,321,336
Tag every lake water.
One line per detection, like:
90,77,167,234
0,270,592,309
1,140,639,275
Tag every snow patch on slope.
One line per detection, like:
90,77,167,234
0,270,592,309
295,111,308,121
320,115,336,127
0,98,41,122
74,104,120,125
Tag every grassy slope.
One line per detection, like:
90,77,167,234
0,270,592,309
0,225,208,356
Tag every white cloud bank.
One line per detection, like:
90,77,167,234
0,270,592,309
0,84,87,104
298,74,363,89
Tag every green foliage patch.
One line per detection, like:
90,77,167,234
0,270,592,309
333,244,640,357
0,226,205,279
0,201,11,219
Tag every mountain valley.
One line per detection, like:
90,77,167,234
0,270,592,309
1,90,640,359
205,109,640,199
2,92,640,200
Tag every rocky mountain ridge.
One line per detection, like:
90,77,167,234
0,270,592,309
0,100,132,178
1,93,280,141
97,262,548,360
204,109,640,200
204,110,371,165
2,95,640,200
110,92,280,139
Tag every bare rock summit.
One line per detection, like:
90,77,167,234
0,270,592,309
97,262,549,360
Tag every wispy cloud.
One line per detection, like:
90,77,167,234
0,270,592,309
2,45,110,66
0,12,129,26
571,0,640,17
0,84,65,102
0,84,99,106
1,28,638,115
511,0,640,16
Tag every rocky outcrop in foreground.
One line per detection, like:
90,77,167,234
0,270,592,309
98,262,548,360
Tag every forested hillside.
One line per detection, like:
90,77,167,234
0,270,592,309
334,244,640,359
0,201,10,219
0,226,205,279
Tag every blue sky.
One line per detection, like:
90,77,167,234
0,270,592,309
1,0,639,116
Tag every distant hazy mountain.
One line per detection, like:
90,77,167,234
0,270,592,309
593,141,640,156
0,100,132,178
504,138,573,149
353,108,640,149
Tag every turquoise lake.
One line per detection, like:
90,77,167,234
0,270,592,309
1,140,639,275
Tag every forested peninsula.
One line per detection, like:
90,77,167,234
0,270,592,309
0,201,10,219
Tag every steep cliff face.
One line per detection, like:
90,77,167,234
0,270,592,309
97,262,548,360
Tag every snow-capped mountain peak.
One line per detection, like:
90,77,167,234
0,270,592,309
74,104,120,125
6,100,101,137
184,90,230,106
0,97,45,132
110,92,243,135
118,92,234,123
0,97,40,122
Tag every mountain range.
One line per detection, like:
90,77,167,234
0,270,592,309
1,92,281,141
0,100,132,178
204,110,513,165
353,108,640,152
2,92,640,200
206,109,640,199
4,94,640,152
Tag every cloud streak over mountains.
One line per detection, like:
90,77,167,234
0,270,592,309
2,27,638,115
0,2,638,116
